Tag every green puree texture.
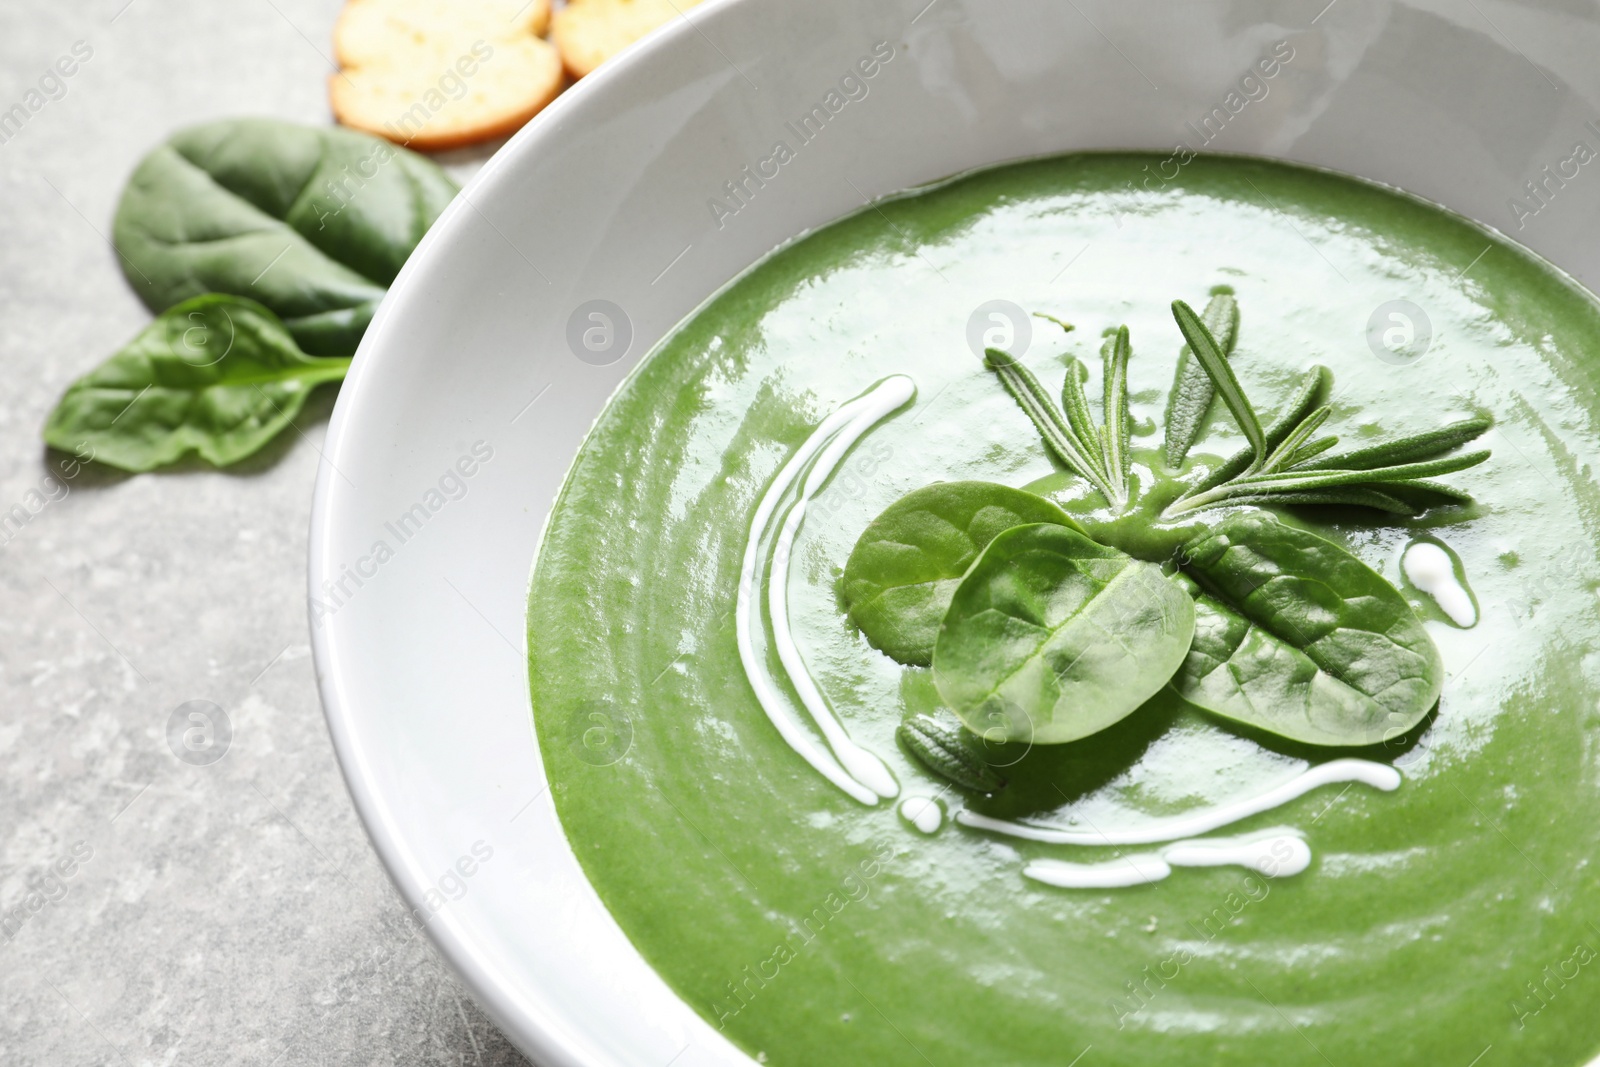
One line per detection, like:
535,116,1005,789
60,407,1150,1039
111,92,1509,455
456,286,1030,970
527,154,1600,1066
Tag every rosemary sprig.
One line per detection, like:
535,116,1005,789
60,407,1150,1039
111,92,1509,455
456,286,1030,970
982,295,1490,522
1380,479,1475,507
1059,358,1102,471
984,348,1117,503
1164,289,1238,466
1042,314,1104,469
1033,312,1076,335
1220,478,1474,516
1258,405,1331,474
1166,449,1490,516
1171,299,1265,469
1160,299,1490,519
1101,326,1132,502
984,324,1138,508
1284,435,1338,468
1297,417,1492,471
1216,487,1423,515
1187,364,1332,495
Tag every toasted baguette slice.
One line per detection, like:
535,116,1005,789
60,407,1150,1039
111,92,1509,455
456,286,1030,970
553,0,704,79
331,0,561,151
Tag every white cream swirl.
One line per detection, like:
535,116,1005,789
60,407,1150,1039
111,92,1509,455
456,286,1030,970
736,376,914,804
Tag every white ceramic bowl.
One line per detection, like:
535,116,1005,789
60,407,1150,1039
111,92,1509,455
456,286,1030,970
309,2,1600,1063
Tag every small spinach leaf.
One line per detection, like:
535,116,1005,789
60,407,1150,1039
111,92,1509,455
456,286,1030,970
843,482,1082,665
42,295,349,472
933,523,1195,744
113,118,458,356
1172,510,1443,746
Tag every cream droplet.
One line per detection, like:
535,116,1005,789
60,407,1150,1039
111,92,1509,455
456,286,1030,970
899,795,943,834
1403,541,1477,626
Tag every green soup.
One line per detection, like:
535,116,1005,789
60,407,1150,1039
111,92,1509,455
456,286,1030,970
527,153,1600,1065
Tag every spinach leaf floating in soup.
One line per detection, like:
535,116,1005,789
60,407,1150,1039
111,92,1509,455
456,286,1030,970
841,481,1083,665
931,522,1195,744
1171,511,1445,746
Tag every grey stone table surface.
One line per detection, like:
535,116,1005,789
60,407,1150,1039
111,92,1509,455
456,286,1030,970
0,1,530,1064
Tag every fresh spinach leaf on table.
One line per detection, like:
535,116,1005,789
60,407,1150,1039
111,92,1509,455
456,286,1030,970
114,118,458,356
842,481,1083,665
1171,510,1444,747
932,522,1195,744
43,295,350,472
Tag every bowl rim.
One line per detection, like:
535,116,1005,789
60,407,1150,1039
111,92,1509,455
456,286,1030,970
307,3,749,1064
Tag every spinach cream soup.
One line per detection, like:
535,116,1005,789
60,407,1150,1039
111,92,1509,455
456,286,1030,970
526,153,1600,1066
